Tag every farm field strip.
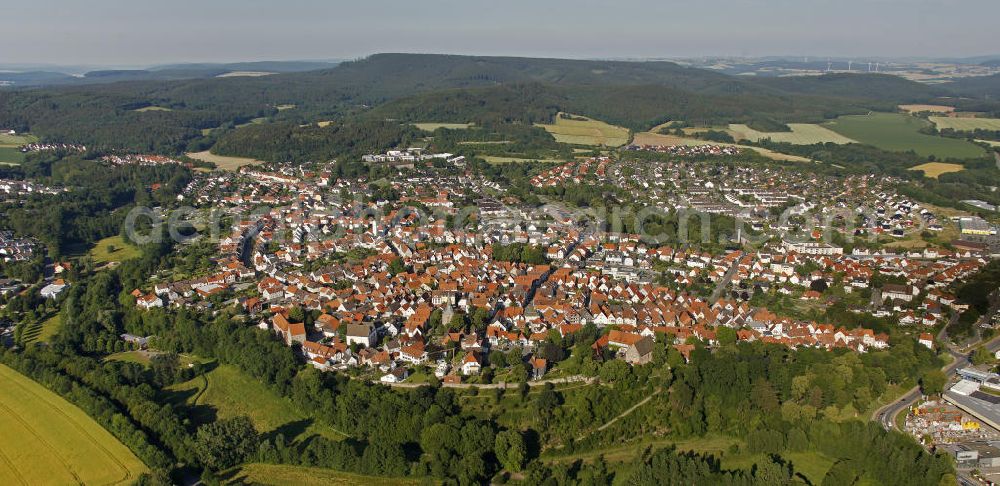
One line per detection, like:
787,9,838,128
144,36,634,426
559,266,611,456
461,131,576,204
929,116,1000,131
632,131,811,162
535,114,630,147
728,123,856,144
898,104,954,114
0,364,147,485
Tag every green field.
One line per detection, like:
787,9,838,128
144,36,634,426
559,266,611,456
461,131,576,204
21,314,61,345
0,133,37,145
412,122,473,131
536,113,630,146
0,146,25,165
824,113,985,159
166,364,347,442
225,463,422,486
0,364,148,485
729,123,856,145
929,116,1000,131
106,350,208,368
88,235,141,264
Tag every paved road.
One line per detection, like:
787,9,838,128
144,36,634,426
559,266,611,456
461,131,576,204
710,259,740,301
872,313,1000,431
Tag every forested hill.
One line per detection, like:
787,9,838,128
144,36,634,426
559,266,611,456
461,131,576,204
0,52,973,152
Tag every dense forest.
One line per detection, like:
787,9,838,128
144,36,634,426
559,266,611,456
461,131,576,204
0,53,967,153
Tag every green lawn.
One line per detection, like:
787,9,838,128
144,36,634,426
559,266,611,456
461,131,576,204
165,364,347,442
824,113,985,159
88,235,141,264
21,314,61,345
0,133,37,145
0,364,148,485
106,350,209,368
0,146,25,165
224,463,422,486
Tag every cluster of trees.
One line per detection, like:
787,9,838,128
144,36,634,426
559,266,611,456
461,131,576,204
490,243,548,264
0,153,190,257
212,120,420,163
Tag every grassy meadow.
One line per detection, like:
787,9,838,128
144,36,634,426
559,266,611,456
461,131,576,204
824,113,985,159
165,364,347,442
929,116,1000,131
536,114,630,147
0,146,25,165
88,235,142,264
0,364,148,485
224,464,422,486
728,123,856,144
20,314,62,345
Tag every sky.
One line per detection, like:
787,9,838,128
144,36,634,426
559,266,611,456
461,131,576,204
2,0,997,66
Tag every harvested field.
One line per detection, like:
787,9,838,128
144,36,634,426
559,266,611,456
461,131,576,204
929,116,1000,131
909,162,965,178
728,123,856,144
186,150,262,171
535,114,629,146
899,104,955,113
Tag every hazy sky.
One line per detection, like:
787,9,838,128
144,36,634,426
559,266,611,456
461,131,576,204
3,0,997,66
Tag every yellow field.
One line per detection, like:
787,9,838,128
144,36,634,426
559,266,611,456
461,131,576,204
899,104,954,114
0,364,148,485
276,104,296,111
976,139,1000,147
412,122,473,131
317,121,334,128
631,131,811,162
133,106,172,112
930,116,1000,131
225,464,422,486
909,162,965,178
536,114,630,147
728,123,856,145
186,150,262,171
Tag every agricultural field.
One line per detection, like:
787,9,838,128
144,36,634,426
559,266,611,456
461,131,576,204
535,114,630,147
185,150,262,171
631,131,811,162
728,123,856,145
0,146,25,165
88,235,141,264
977,139,1000,147
898,104,955,114
224,464,422,486
276,104,296,111
909,162,965,178
412,122,474,131
0,364,148,485
165,364,346,442
824,113,986,159
133,106,173,112
929,116,1000,131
